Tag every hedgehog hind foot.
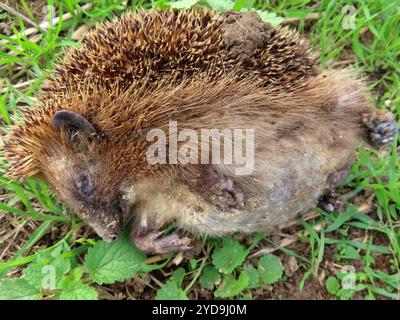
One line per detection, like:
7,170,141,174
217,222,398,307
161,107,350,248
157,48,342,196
131,226,192,254
369,120,398,146
363,111,398,147
318,191,339,212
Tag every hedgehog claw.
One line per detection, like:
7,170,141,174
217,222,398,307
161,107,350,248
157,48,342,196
369,120,398,147
131,226,192,254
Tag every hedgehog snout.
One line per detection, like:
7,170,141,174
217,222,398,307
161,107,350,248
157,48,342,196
87,215,123,242
100,232,118,242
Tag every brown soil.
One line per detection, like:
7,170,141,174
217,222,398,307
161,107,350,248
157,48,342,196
222,11,272,61
2,0,48,26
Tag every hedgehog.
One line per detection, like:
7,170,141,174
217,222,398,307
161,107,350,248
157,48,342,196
4,9,398,254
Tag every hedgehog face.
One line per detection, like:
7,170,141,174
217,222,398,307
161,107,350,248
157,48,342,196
41,110,130,241
56,164,125,242
56,162,126,242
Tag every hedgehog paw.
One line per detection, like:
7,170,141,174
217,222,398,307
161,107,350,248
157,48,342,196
131,227,192,254
369,120,398,147
318,191,338,212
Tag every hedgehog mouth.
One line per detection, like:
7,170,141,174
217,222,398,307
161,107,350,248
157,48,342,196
92,210,134,242
100,232,118,242
81,206,126,242
89,219,122,242
74,192,134,241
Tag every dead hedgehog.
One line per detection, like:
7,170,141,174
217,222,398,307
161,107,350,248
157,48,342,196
4,9,398,254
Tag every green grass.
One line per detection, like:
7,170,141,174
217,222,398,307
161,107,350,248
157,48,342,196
0,0,399,300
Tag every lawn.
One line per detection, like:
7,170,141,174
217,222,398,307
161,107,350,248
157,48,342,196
0,0,399,300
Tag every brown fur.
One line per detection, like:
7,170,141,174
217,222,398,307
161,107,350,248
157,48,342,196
3,9,393,241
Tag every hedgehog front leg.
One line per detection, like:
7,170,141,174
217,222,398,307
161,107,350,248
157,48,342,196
362,110,398,147
130,215,192,254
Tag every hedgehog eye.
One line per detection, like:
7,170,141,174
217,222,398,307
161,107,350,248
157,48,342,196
75,172,94,199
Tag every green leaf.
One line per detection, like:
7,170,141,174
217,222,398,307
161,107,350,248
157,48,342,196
257,254,283,285
199,265,221,290
22,244,71,289
233,0,245,11
189,258,198,271
243,264,260,288
156,268,188,300
57,267,84,288
171,267,186,286
256,10,284,26
58,282,98,300
23,256,71,289
155,281,188,300
206,0,234,12
0,279,41,300
326,276,340,295
214,272,249,298
336,244,361,260
57,267,98,301
212,238,248,273
325,208,359,232
239,293,252,300
84,233,146,285
168,0,199,9
337,288,356,300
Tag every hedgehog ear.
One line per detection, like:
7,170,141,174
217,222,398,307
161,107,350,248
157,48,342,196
52,110,97,137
